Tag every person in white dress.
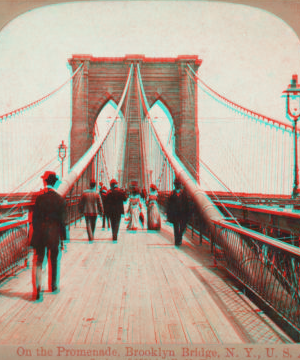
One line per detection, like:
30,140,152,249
147,184,161,230
126,187,142,230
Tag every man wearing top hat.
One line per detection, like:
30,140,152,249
79,179,103,241
105,179,127,241
166,177,190,246
30,171,67,301
99,183,110,230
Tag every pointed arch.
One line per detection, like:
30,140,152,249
149,96,175,123
94,99,124,138
148,99,175,150
91,96,124,135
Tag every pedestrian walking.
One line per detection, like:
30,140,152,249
79,180,103,241
105,179,127,241
147,184,161,230
30,171,67,301
126,187,143,230
141,187,147,202
166,178,190,246
100,185,110,229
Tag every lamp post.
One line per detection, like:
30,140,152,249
283,75,300,199
58,140,67,179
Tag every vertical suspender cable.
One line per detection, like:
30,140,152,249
257,122,262,194
282,130,287,194
273,125,278,195
278,126,282,195
255,120,260,194
264,124,269,194
288,130,292,195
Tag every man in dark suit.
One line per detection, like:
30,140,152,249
105,179,127,241
100,185,110,229
79,180,103,241
30,171,67,301
166,178,190,246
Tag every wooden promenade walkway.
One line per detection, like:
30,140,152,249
0,214,293,345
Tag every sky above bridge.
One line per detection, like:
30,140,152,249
0,1,300,193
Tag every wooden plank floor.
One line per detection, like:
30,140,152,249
0,211,293,345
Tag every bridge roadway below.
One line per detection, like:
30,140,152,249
0,211,293,345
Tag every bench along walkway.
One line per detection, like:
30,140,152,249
0,215,293,345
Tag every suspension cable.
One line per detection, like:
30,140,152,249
187,65,293,133
0,64,83,122
119,74,132,187
136,62,243,225
0,156,59,219
58,64,133,198
1,155,58,201
136,68,150,190
179,151,242,227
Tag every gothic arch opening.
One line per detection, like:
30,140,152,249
148,100,175,151
93,100,124,140
69,55,201,182
93,100,126,186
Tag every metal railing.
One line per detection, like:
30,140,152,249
159,189,300,337
0,219,29,280
211,220,300,333
0,64,133,281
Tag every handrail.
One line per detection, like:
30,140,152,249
212,219,300,258
0,218,28,232
136,62,300,334
213,200,300,219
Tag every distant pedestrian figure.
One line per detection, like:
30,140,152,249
166,178,190,246
105,179,127,241
100,185,110,229
126,187,143,230
141,187,147,202
147,184,161,230
30,171,67,301
79,180,103,241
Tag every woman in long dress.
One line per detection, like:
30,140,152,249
147,184,161,230
126,187,142,230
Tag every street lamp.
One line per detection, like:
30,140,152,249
283,75,300,199
58,140,67,179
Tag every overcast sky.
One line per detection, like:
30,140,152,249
0,1,299,193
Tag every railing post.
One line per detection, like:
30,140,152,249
199,216,203,245
191,212,194,239
210,225,214,254
74,181,79,227
212,224,218,267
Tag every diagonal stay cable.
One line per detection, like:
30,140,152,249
0,64,83,122
187,65,293,133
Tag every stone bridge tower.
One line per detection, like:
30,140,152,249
68,55,201,185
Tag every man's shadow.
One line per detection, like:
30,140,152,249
0,289,33,302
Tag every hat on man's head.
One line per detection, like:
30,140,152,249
132,186,139,195
41,171,58,184
174,177,181,185
90,180,96,188
110,179,118,187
